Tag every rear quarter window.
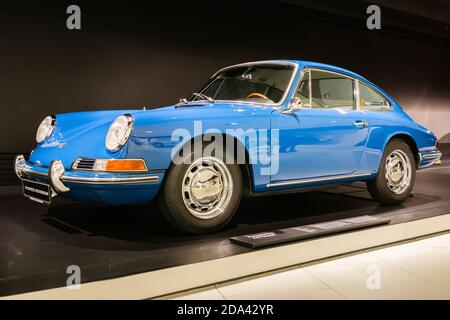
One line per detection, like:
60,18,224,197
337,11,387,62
359,82,391,112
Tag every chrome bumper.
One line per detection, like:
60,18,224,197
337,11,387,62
15,155,161,192
418,148,442,169
61,174,160,184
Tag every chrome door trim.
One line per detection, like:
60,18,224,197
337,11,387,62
267,172,372,188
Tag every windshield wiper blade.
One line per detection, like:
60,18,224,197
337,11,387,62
176,93,215,107
192,92,215,103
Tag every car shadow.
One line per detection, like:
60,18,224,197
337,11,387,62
40,184,439,247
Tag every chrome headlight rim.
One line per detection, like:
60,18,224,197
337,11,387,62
105,114,134,153
36,115,56,144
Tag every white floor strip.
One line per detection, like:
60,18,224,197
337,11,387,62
4,213,450,300
164,233,450,300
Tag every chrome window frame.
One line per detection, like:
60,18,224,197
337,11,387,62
354,79,360,111
294,67,392,112
291,68,312,108
198,61,299,107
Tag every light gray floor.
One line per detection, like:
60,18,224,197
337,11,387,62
161,232,450,300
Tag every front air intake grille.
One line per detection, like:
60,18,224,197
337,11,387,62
72,158,96,170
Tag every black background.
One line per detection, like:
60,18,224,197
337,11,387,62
1,0,450,154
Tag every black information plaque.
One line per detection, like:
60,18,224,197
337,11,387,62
230,215,391,249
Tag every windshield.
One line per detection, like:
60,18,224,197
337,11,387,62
189,63,296,104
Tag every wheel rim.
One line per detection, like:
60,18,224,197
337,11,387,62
385,149,412,195
181,157,233,219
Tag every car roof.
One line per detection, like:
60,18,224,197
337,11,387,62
277,59,394,103
220,59,368,82
217,59,396,105
277,59,370,82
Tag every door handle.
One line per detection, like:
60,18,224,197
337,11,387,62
353,121,368,128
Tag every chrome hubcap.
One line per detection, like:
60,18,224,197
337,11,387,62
385,150,412,194
182,157,233,219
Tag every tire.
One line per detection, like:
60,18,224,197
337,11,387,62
366,139,416,205
158,145,242,234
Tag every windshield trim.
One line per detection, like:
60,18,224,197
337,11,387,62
202,61,299,107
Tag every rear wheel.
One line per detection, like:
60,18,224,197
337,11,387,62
366,139,416,205
158,148,242,234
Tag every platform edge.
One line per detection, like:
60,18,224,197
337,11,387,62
4,213,450,300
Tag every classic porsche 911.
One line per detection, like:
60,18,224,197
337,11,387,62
15,60,442,234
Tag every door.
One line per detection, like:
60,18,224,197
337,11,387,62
270,68,370,182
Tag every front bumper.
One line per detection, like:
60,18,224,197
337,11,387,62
418,148,442,169
15,155,164,205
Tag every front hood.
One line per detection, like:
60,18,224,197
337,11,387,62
29,110,144,169
132,102,272,126
28,102,273,169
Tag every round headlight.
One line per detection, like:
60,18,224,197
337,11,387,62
36,115,55,143
105,114,133,152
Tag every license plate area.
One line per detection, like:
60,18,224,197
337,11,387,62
22,179,52,204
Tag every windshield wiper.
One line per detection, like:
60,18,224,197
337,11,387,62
191,92,215,103
177,93,215,107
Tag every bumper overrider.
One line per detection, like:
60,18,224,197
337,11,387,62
15,155,164,205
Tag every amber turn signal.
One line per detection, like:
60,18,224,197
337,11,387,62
104,159,147,172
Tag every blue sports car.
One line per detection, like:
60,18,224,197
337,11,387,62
15,60,442,234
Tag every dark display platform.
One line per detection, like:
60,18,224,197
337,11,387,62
1,165,449,296
230,215,392,248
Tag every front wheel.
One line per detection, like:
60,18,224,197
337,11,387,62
366,139,416,205
158,153,242,234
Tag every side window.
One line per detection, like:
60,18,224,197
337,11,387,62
294,70,310,107
359,82,391,111
310,70,354,110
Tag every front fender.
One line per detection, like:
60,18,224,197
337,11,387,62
29,110,133,169
127,104,274,190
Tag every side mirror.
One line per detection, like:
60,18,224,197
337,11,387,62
281,97,303,114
